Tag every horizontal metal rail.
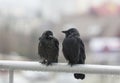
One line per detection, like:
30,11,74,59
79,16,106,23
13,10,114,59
0,60,120,83
0,60,120,74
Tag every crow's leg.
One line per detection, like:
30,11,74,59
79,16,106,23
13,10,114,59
46,61,52,66
68,62,74,67
40,59,47,64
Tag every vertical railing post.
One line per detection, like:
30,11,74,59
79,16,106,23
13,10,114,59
9,70,14,83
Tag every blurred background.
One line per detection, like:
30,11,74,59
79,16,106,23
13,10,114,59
0,0,120,83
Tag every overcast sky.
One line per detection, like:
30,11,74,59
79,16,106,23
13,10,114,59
0,0,40,9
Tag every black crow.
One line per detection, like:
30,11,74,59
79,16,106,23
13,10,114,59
38,30,59,65
62,28,86,80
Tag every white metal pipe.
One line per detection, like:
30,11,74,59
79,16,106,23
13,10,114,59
9,70,14,83
0,60,120,75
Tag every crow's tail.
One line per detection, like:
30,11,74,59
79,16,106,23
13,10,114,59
74,73,85,80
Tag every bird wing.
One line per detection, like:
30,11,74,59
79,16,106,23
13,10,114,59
38,37,45,58
78,38,86,64
54,38,59,49
80,39,86,60
63,37,80,63
38,42,41,57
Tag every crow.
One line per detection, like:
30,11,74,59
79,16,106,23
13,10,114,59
38,30,59,66
62,28,86,80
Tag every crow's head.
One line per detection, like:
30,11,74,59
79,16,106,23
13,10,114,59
62,28,80,37
42,30,53,39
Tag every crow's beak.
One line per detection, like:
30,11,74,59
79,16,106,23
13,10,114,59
49,35,53,38
62,31,67,33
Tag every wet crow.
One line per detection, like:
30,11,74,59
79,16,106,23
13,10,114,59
62,28,86,80
38,30,59,65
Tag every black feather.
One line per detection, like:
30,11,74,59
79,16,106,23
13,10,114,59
62,28,86,79
38,30,59,66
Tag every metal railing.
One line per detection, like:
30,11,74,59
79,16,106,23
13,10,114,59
0,60,120,83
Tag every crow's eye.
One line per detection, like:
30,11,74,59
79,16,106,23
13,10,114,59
70,31,73,34
68,32,71,35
